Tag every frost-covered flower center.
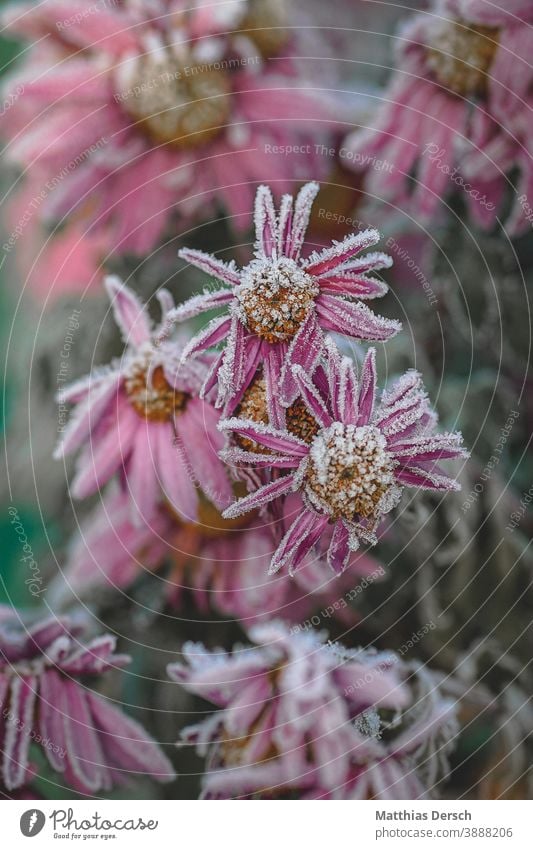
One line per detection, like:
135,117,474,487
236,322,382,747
125,360,188,422
117,54,231,148
241,0,289,57
236,375,320,450
236,257,319,343
426,20,499,97
305,423,395,521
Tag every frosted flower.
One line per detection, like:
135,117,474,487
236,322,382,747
160,182,400,414
0,0,336,270
50,487,380,628
220,342,467,574
55,277,232,523
0,608,174,793
343,0,533,234
168,621,458,799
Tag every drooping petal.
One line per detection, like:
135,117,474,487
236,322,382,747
54,372,122,459
154,421,198,521
70,399,139,499
88,693,175,783
126,425,161,524
176,399,232,509
39,669,67,773
62,679,107,793
269,509,327,575
2,675,36,790
327,521,351,575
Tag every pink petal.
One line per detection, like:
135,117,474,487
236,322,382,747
2,676,36,790
316,295,401,341
291,366,332,429
288,182,320,259
39,669,67,773
220,418,308,456
71,401,138,499
327,522,351,575
279,311,324,405
105,277,151,348
88,693,175,782
179,315,232,360
270,509,326,574
62,679,107,793
54,372,122,459
223,474,296,520
306,229,381,276
357,348,377,425
155,421,198,521
254,185,277,257
178,248,240,287
176,399,232,509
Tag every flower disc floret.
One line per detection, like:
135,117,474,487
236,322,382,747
236,257,319,343
426,20,499,97
305,423,396,521
118,55,231,148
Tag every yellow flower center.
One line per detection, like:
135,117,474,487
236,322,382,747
305,423,395,521
241,0,289,57
125,363,188,422
426,20,499,97
236,375,320,451
118,54,231,148
237,258,319,343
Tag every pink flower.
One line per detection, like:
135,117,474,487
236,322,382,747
0,0,337,265
220,341,467,574
50,487,382,628
343,0,533,234
0,608,174,793
168,621,457,799
160,181,400,415
55,277,232,523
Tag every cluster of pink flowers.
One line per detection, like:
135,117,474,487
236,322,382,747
168,621,458,799
343,0,533,234
57,183,466,579
0,1,477,801
36,181,464,797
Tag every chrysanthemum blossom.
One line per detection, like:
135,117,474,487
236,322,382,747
160,181,399,414
220,342,467,574
0,608,174,793
55,277,232,523
343,0,533,234
0,0,336,267
49,487,380,628
168,621,458,799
